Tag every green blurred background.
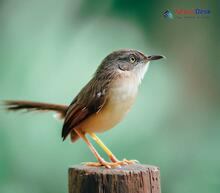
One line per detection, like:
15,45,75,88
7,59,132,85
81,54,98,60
0,0,219,193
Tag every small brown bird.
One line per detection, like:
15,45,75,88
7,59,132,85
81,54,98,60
4,49,164,168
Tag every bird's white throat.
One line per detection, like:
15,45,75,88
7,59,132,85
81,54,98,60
110,64,149,103
134,62,149,85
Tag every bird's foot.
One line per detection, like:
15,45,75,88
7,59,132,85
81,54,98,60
111,158,139,166
83,159,139,169
83,161,122,169
110,155,139,166
123,158,139,164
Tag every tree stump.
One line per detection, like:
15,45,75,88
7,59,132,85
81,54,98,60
68,164,161,193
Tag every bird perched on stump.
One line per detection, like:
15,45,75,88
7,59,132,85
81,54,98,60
4,49,164,168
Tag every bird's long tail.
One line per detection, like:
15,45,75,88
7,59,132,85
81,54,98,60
3,100,68,118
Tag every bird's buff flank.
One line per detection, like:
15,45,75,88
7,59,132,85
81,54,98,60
4,49,164,168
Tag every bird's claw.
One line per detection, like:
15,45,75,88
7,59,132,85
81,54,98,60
122,158,139,164
82,159,139,169
83,161,120,169
111,158,139,166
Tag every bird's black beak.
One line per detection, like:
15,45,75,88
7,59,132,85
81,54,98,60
147,55,165,61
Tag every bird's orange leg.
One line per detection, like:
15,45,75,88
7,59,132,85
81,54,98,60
87,131,138,166
74,129,121,168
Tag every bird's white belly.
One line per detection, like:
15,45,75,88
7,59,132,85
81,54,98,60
81,79,138,133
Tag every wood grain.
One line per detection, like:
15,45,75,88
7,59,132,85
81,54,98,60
68,164,161,193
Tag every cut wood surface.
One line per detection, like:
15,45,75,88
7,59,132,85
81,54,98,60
69,164,161,193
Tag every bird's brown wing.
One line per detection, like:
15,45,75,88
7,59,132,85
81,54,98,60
61,79,107,140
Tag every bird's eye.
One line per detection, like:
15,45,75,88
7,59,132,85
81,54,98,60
129,55,136,63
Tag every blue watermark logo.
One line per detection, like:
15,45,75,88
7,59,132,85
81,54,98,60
162,8,211,19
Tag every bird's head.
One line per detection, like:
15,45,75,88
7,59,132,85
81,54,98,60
95,49,164,83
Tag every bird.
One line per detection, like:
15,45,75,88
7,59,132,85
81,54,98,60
4,49,164,168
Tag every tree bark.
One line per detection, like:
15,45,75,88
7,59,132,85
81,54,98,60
68,164,161,193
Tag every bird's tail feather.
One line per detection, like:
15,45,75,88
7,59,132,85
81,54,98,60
3,100,68,118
